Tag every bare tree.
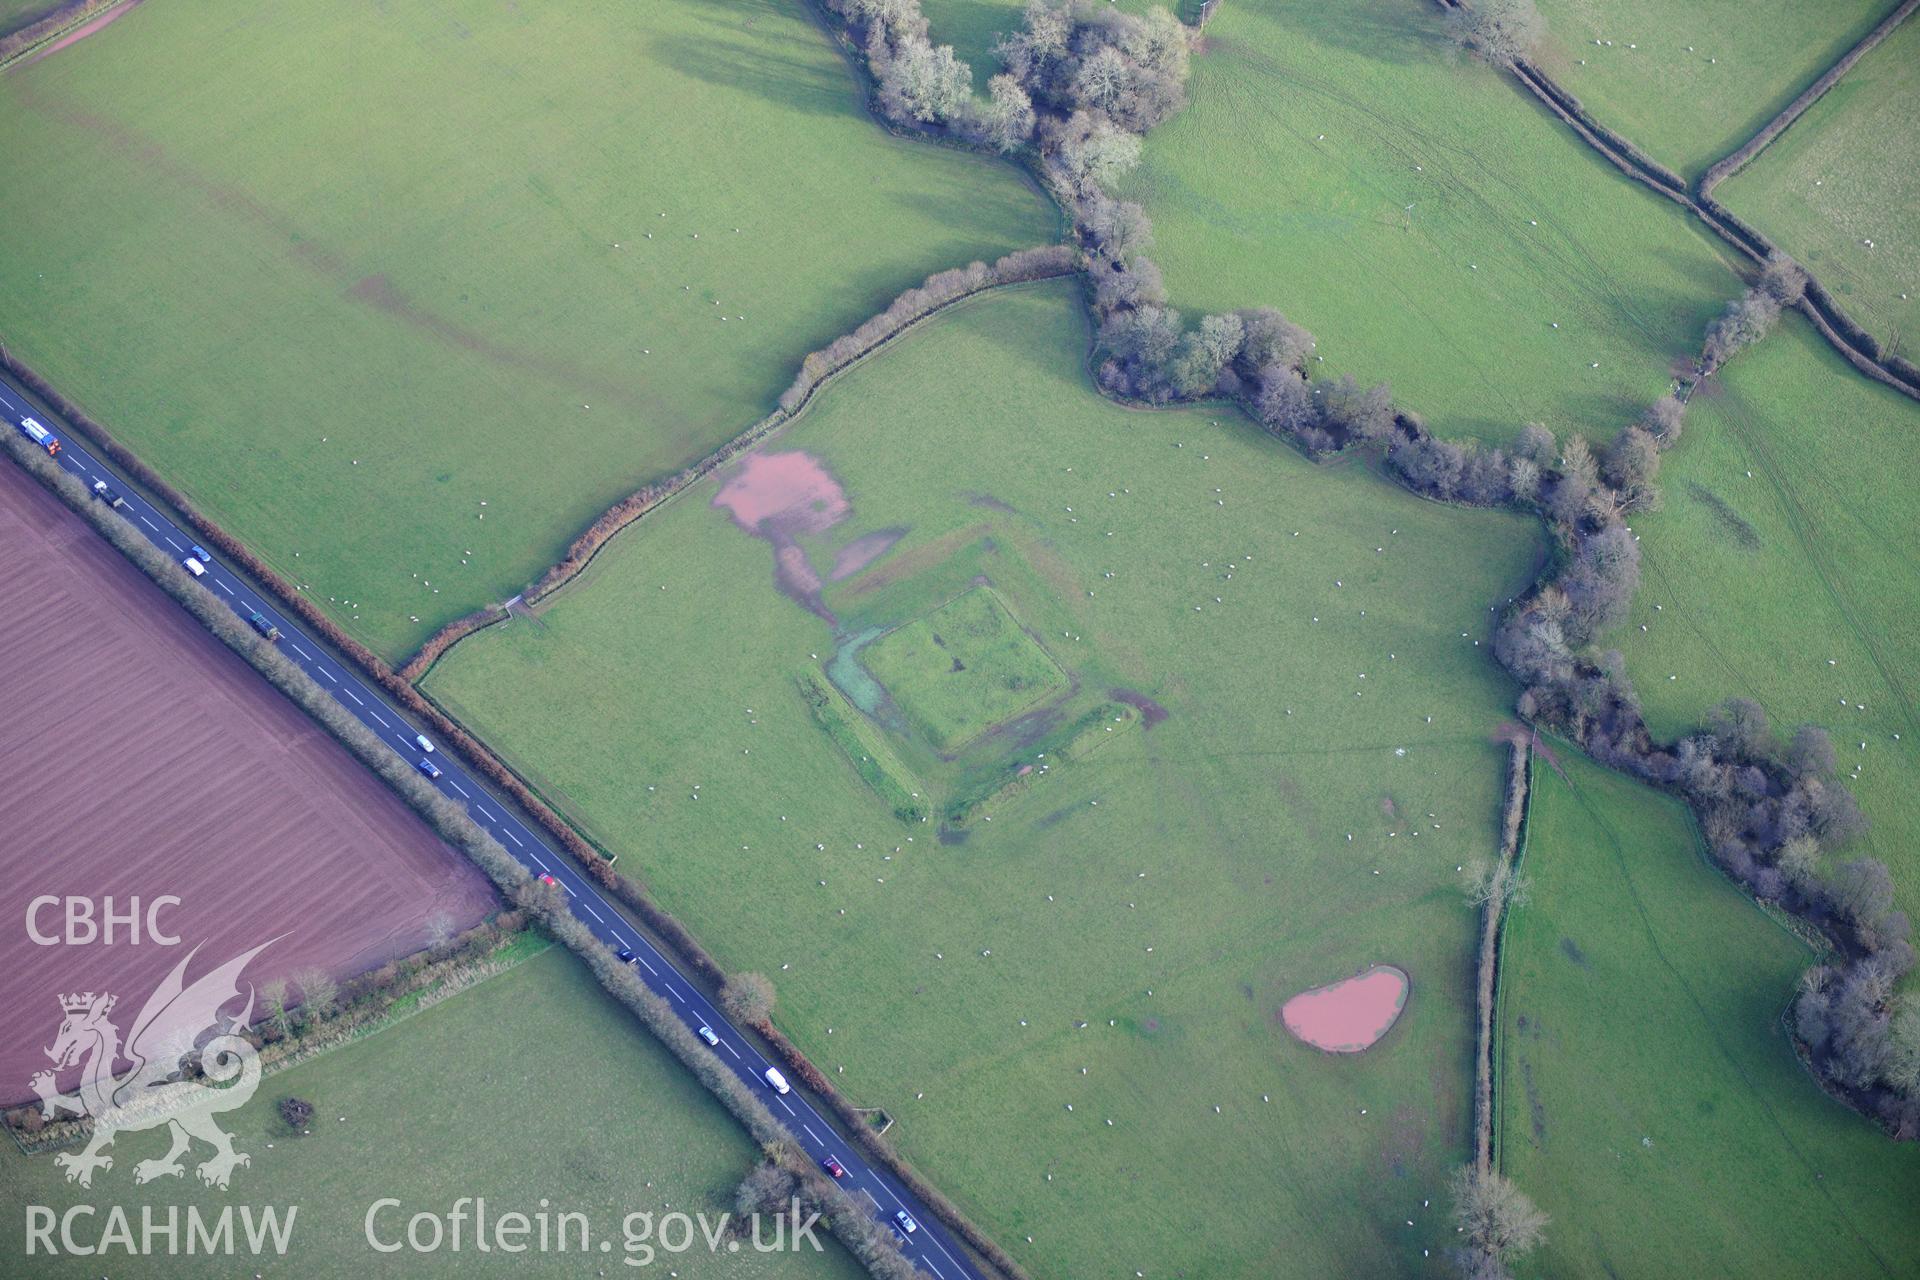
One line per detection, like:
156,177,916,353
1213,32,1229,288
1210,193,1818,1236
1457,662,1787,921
1445,0,1546,66
1046,110,1143,191
1639,394,1687,446
261,979,292,1038
293,967,339,1024
979,74,1036,151
1448,1165,1548,1279
721,972,778,1027
878,39,972,124
734,1161,797,1218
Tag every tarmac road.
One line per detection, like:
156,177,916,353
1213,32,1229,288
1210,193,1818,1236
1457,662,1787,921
1,380,981,1280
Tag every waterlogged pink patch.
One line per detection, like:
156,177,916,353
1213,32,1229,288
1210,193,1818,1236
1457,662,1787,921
1281,965,1409,1053
713,451,848,620
830,527,907,581
713,451,848,535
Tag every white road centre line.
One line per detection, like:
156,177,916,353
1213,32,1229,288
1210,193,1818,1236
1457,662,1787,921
924,1258,946,1279
290,643,313,660
139,516,158,531
721,1039,740,1060
580,901,605,923
927,1236,962,1272
503,829,524,847
636,955,658,975
316,667,336,683
370,711,390,727
165,537,183,550
777,1097,795,1116
666,987,685,1002
861,1189,882,1210
477,807,496,821
447,780,469,798
213,580,234,595
341,688,363,706
802,1124,823,1144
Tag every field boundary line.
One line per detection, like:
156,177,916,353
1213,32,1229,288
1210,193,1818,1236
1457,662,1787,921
1697,0,1918,196
0,0,124,72
406,259,1076,682
7,935,552,1157
1422,0,1920,405
1478,735,1532,1175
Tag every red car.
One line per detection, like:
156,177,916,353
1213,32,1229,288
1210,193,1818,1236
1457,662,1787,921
539,874,558,887
821,1155,847,1179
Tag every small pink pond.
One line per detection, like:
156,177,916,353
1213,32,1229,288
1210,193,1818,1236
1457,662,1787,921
1281,965,1409,1053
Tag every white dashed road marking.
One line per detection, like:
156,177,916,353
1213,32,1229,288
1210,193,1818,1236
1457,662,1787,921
341,688,363,705
447,780,468,798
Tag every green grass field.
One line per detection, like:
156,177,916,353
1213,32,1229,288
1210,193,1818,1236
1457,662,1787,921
863,586,1070,752
0,948,862,1278
1498,746,1920,1278
1101,0,1737,444
1531,0,1892,180
0,0,1055,660
1608,316,1920,917
425,280,1545,1278
1717,13,1920,355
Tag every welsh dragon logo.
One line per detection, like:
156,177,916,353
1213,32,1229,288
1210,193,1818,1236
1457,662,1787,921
29,940,274,1190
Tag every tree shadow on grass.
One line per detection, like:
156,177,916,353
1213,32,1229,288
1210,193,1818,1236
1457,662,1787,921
652,25,856,119
1255,0,1452,71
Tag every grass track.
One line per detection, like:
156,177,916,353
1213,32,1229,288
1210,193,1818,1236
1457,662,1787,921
1498,747,1920,1278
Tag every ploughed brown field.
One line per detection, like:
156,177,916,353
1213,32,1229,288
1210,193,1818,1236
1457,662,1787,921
0,460,493,1102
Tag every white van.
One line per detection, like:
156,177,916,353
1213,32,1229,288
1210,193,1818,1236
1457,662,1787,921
182,557,206,578
762,1067,791,1095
